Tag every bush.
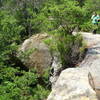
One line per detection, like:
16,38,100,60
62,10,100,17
0,67,50,100
80,21,93,32
97,23,100,34
56,33,86,68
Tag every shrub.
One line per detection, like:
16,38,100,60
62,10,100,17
56,33,86,68
0,67,50,100
80,21,93,32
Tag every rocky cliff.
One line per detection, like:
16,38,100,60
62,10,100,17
47,32,100,100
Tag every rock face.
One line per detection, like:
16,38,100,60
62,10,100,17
47,68,98,100
79,32,100,89
79,32,100,99
50,52,62,87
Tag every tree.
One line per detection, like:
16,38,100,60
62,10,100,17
43,0,86,35
85,0,100,13
0,0,95,99
75,0,86,7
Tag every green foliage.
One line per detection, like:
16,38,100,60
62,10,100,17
56,33,86,68
0,1,51,99
0,67,50,100
97,23,100,34
84,0,100,13
43,0,86,34
75,0,86,7
0,0,98,100
42,68,51,86
80,21,93,32
15,8,46,37
0,10,22,67
33,85,50,100
18,48,37,62
44,33,86,69
43,37,58,52
81,0,100,32
0,11,22,43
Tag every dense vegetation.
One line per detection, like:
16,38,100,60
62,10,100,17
0,0,100,100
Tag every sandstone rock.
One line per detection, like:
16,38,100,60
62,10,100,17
18,33,62,76
18,33,52,74
47,68,98,100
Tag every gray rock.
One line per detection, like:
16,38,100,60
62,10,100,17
50,52,62,87
47,68,98,100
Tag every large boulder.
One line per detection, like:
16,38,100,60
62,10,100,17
18,33,62,76
18,33,52,74
47,68,98,100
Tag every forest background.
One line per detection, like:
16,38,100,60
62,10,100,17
0,0,100,100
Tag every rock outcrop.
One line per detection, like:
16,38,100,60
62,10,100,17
47,32,100,100
18,33,62,77
47,68,98,100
